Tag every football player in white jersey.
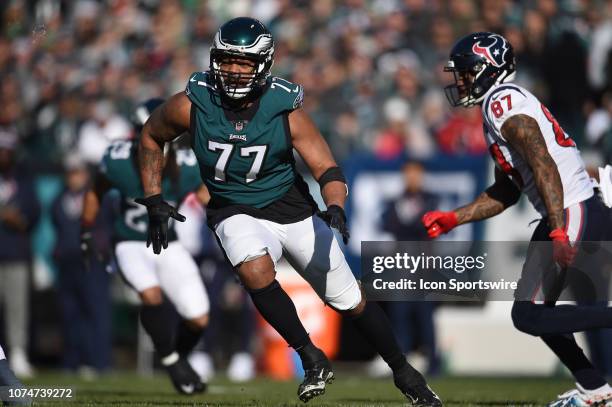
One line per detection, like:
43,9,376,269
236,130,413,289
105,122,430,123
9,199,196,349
423,32,612,406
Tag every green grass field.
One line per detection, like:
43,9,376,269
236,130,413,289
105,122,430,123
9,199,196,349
21,371,573,407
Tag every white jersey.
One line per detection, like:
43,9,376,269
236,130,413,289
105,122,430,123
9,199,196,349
481,83,593,216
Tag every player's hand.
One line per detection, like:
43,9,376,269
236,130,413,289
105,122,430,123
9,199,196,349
135,194,186,254
319,205,350,244
422,211,458,239
549,228,577,269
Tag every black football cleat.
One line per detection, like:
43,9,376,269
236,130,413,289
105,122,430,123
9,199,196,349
166,357,206,395
297,359,335,403
393,369,442,407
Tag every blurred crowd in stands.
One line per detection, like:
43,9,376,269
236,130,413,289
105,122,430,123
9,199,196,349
1,0,611,170
0,0,611,378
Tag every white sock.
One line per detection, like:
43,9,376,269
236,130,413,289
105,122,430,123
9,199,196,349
0,345,5,360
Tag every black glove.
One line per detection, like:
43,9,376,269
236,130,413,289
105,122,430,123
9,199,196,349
318,204,350,244
135,194,186,254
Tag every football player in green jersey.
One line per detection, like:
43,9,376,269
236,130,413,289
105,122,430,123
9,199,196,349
136,18,442,406
81,99,211,395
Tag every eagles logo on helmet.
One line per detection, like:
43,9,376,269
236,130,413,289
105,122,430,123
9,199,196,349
209,17,275,100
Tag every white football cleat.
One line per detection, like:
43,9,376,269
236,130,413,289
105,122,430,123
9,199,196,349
548,389,591,407
548,384,612,407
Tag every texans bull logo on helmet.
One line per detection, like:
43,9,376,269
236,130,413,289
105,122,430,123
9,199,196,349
444,31,516,107
471,34,509,68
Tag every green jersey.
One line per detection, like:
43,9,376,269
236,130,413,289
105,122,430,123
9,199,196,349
99,140,202,242
186,71,301,207
186,71,317,226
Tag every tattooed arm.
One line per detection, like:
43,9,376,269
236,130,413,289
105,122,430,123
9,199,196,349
422,168,519,238
138,92,192,197
500,114,564,230
454,167,521,225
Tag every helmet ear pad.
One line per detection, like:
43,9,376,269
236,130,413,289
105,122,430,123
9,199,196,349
471,65,500,102
471,62,515,104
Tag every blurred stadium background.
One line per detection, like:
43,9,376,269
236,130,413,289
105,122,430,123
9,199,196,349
0,0,611,395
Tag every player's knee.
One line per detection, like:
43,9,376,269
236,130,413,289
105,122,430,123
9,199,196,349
330,285,364,316
511,301,541,336
237,254,276,291
140,286,163,306
186,314,209,331
338,296,366,317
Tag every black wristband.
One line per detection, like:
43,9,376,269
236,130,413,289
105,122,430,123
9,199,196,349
318,166,346,189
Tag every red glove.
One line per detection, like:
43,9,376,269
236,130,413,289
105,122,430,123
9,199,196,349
422,211,458,239
549,228,577,268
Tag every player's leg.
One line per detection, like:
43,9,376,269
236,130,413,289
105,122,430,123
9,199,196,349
115,242,176,360
513,199,612,404
215,214,330,401
154,242,210,394
283,215,442,406
156,241,210,357
512,199,612,331
511,301,612,335
513,198,612,334
115,241,201,394
542,334,612,398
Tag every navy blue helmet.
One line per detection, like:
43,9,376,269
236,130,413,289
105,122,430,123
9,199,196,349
444,32,516,107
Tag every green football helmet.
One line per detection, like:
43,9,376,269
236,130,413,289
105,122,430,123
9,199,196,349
210,17,274,99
